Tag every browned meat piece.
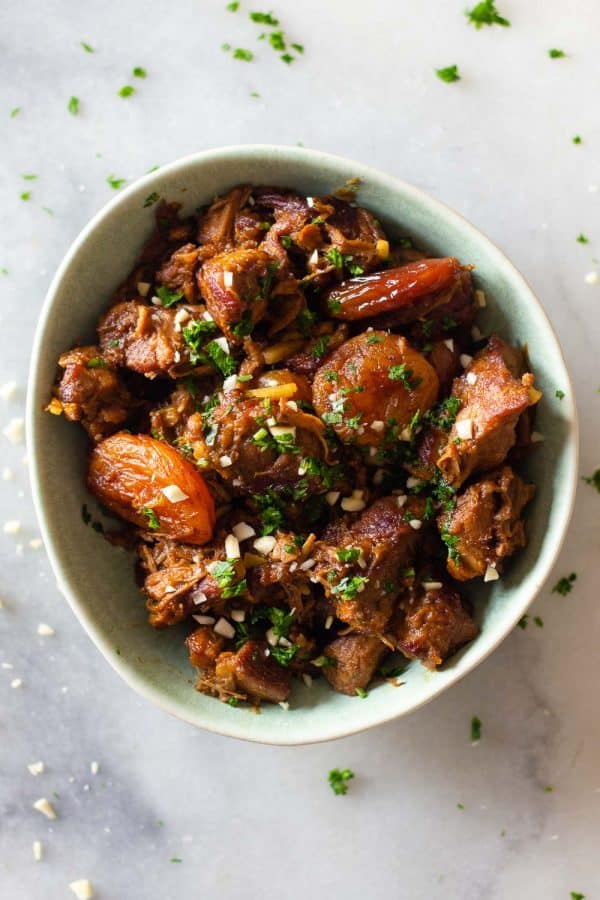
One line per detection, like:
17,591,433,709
427,339,462,392
197,185,253,257
323,197,388,274
438,466,535,580
206,395,336,495
394,584,478,668
322,634,387,696
230,640,291,703
198,248,274,341
285,323,349,378
312,332,439,448
156,243,199,304
98,300,189,376
437,335,539,488
186,627,225,669
251,186,310,235
313,496,423,634
55,346,133,441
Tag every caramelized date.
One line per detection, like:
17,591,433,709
325,257,463,320
87,433,215,544
312,332,439,447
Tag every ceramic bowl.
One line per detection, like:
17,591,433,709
27,145,578,744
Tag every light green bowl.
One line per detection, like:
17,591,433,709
27,145,578,745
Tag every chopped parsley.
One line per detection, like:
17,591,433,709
252,426,299,456
466,0,510,28
281,53,294,64
86,356,107,369
548,48,567,58
170,857,182,863
517,615,529,629
280,234,292,249
297,307,317,337
80,41,94,52
253,490,285,535
250,10,279,24
471,716,482,742
271,644,298,666
534,615,544,628
328,768,354,796
143,191,160,208
312,335,330,359
107,174,126,189
425,396,461,431
582,469,600,492
81,504,104,533
440,528,460,563
227,1,240,9
572,135,582,145
211,560,247,599
327,299,342,314
67,96,80,115
231,311,254,339
571,893,585,899
457,803,465,811
269,30,286,51
20,192,30,201
10,107,21,118
355,687,368,698
205,340,237,376
331,575,369,600
337,547,361,564
291,43,304,54
226,696,239,706
118,85,135,98
233,47,254,61
436,65,460,83
388,364,422,390
155,285,184,307
21,173,37,180
141,507,160,530
552,572,576,595
133,66,147,78
182,319,219,363
576,234,589,244
555,389,565,400
378,658,407,679
544,785,553,793
326,247,364,275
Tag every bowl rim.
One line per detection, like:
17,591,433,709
27,143,579,745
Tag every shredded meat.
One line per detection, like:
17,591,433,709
56,346,134,441
322,634,387,696
437,334,537,488
98,300,190,376
439,466,535,580
394,584,479,668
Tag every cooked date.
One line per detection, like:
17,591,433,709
87,432,215,544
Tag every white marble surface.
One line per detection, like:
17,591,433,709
1,1,600,897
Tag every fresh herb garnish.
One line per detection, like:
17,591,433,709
548,48,567,58
534,615,544,628
81,41,94,52
227,1,240,9
441,528,460,563
572,135,582,145
67,96,80,115
366,334,385,345
233,48,254,61
336,547,361,564
86,356,107,369
271,644,298,666
576,234,589,244
133,66,147,78
10,107,21,118
20,192,30,201
331,575,369,600
328,768,354,796
555,389,565,399
141,507,160,530
582,469,600,492
312,335,330,359
211,560,247,599
118,85,135,98
143,191,160,208
253,490,285,535
466,0,510,28
280,234,292,249
325,247,363,275
250,10,279,24
552,572,577,595
388,364,422,390
107,174,126,189
155,285,184,308
425,396,461,430
518,615,529,629
182,319,219,363
355,687,368,698
471,716,482,742
21,173,37,180
205,340,237,376
436,65,460,83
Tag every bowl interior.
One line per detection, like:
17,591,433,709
28,146,577,744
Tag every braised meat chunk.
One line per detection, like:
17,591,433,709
437,334,538,488
55,345,134,441
394,584,479,669
49,182,540,709
323,635,387,696
439,466,535,580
